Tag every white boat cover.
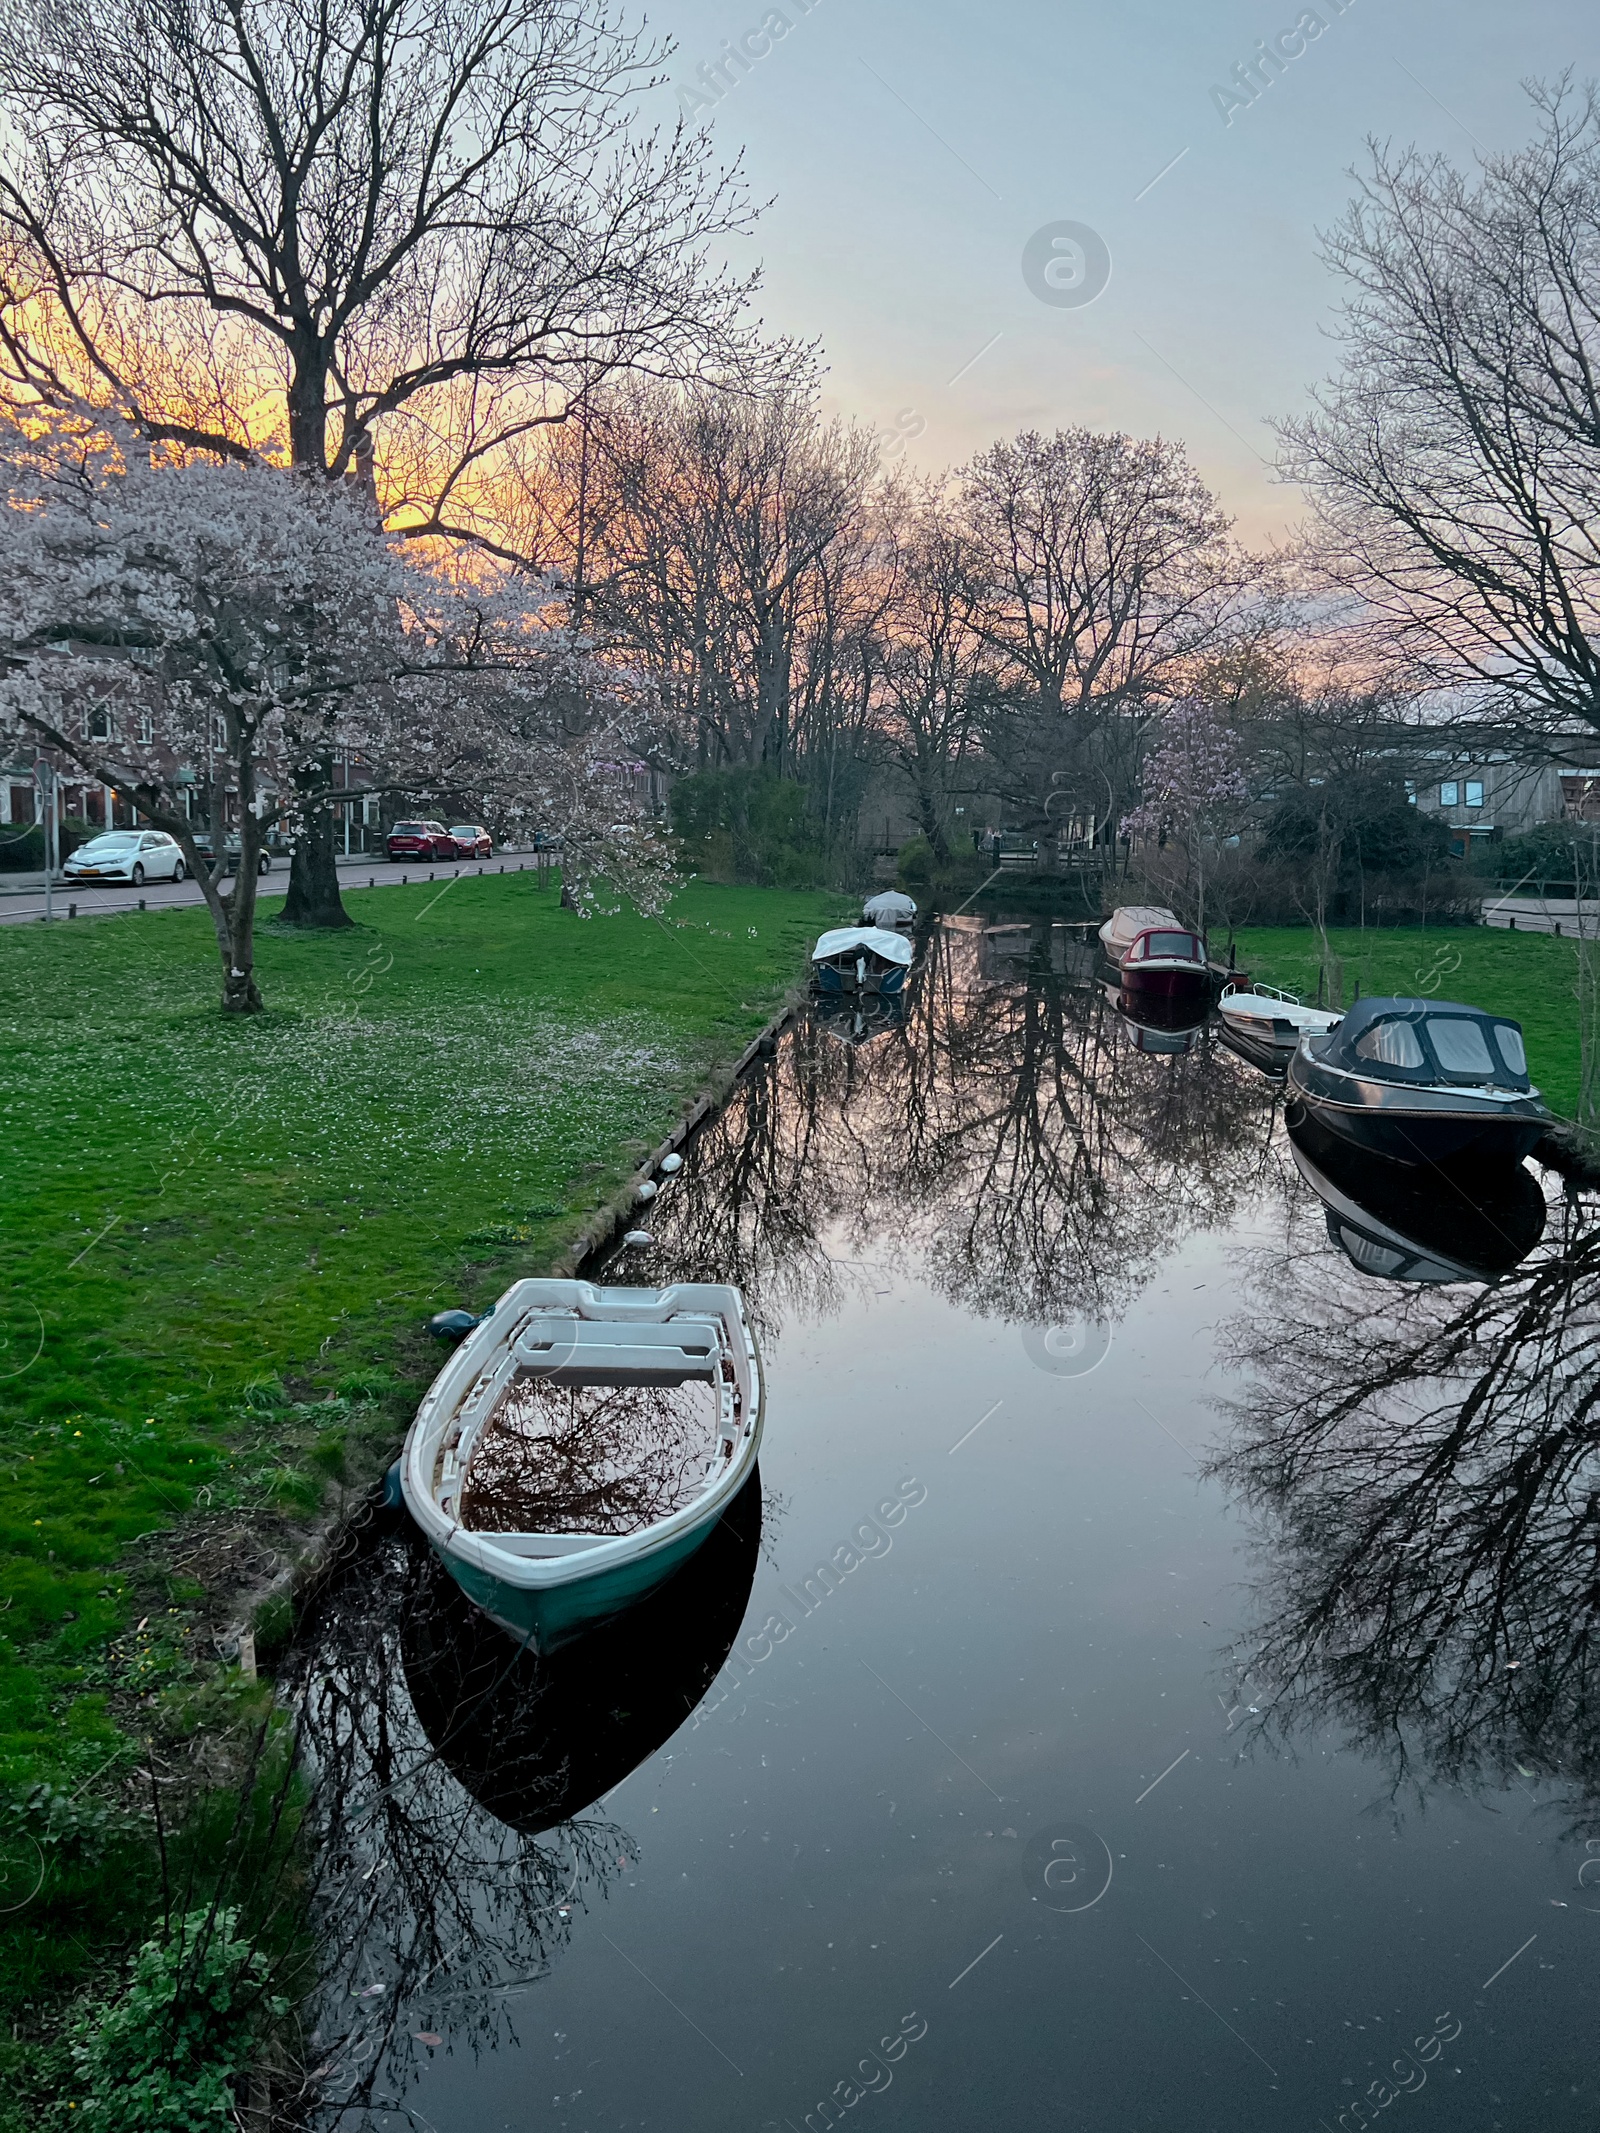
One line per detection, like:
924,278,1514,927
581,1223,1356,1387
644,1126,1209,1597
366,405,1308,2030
1098,905,1181,957
812,926,915,967
863,890,917,925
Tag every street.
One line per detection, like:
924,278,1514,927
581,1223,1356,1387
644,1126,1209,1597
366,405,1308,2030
0,851,549,926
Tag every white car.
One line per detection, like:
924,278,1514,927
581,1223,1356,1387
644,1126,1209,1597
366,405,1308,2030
64,830,187,886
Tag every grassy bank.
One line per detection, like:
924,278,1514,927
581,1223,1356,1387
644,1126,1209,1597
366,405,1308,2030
1234,924,1583,1116
0,871,838,2087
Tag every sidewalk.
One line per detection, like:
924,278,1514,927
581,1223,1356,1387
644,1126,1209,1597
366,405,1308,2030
0,851,545,927
1481,893,1600,938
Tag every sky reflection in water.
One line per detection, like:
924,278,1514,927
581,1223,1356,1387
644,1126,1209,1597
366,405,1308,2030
291,916,1599,2132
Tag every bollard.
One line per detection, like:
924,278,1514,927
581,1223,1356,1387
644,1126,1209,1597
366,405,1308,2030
1509,915,1516,929
68,902,76,919
138,898,145,911
369,876,375,889
429,871,434,881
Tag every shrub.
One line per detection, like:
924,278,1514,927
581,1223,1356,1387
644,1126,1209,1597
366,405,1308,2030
0,816,96,873
895,835,935,887
69,1906,285,2131
1490,821,1600,893
1258,777,1454,875
669,768,827,887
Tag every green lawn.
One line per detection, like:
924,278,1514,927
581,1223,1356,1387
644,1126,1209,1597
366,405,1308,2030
1234,924,1583,1116
0,873,838,2034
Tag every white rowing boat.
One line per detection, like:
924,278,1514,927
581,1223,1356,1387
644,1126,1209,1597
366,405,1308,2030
400,1279,763,1650
1217,983,1341,1068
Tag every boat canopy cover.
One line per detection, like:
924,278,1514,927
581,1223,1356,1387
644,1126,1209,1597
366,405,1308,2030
1316,996,1532,1090
1099,905,1179,954
1124,925,1205,965
812,926,916,967
863,890,917,924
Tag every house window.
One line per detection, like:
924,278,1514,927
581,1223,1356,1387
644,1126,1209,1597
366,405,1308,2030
87,707,114,742
1440,781,1459,807
1465,779,1484,808
213,713,227,750
136,710,154,745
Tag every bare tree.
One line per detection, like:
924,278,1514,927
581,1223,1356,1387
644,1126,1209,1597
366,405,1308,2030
1281,81,1600,739
0,0,762,919
876,486,990,857
955,427,1247,819
578,378,881,773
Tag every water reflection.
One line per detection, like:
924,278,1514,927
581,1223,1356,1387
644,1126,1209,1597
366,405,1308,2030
1288,1117,1548,1282
1211,1169,1600,1828
287,1478,761,2119
285,909,1598,2127
401,1474,762,1831
619,915,1283,1332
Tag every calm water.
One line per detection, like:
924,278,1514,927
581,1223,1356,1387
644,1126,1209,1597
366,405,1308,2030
290,917,1599,2133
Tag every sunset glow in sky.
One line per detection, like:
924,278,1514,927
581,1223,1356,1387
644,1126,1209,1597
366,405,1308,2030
646,0,1595,543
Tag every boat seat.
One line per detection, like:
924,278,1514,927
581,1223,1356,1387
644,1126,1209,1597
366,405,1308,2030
511,1314,723,1384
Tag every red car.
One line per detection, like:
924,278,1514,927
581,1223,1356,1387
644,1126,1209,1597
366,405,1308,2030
387,819,454,862
449,823,493,859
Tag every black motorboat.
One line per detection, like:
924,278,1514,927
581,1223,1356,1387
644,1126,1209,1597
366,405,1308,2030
1288,1115,1547,1282
1285,996,1550,1167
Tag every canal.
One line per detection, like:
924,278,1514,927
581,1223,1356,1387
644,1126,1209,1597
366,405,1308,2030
288,915,1598,2131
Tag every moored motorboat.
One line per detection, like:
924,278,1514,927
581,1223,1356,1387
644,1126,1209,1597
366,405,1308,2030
862,889,916,929
1098,906,1211,1005
1217,983,1342,1073
810,925,915,996
1106,980,1207,1054
1287,1117,1547,1283
400,1278,763,1651
1098,903,1179,963
1285,996,1551,1167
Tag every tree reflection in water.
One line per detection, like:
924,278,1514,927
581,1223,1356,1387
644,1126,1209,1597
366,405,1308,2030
284,1477,760,2123
622,915,1283,1335
1209,1162,1600,1830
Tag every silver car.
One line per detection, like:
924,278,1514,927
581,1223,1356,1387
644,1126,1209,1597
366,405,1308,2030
64,830,187,886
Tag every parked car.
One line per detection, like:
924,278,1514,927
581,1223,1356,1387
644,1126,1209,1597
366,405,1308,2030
448,824,493,858
387,819,455,862
189,831,272,876
64,830,187,886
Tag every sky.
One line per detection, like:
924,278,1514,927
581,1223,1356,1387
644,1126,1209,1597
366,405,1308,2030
638,0,1596,545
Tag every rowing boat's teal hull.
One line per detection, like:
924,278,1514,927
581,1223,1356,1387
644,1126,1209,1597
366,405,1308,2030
434,1507,724,1652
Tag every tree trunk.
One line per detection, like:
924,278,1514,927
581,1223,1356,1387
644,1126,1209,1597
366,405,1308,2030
214,792,265,1013
281,778,352,929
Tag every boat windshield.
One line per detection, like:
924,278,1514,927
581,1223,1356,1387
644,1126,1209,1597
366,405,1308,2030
1135,931,1201,961
1426,1017,1495,1078
1353,1019,1425,1070
1494,1023,1527,1075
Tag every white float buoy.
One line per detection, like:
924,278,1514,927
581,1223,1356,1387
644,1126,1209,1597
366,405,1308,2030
636,1180,658,1202
623,1230,654,1248
659,1152,683,1174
